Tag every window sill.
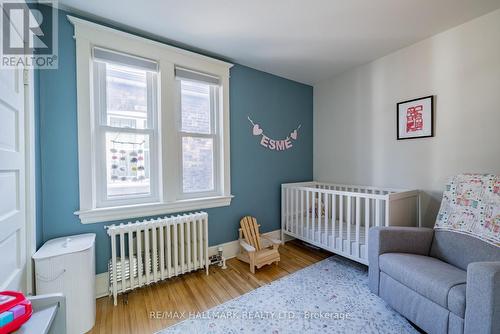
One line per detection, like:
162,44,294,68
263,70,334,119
75,195,233,224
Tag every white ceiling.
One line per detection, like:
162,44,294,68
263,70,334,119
58,0,500,85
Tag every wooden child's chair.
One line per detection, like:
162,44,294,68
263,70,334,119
236,216,281,273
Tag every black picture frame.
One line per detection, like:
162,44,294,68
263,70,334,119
396,95,434,140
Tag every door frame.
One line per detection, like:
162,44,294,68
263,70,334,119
1,0,37,294
24,67,37,295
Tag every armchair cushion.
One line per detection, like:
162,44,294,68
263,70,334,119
379,253,466,309
368,226,434,294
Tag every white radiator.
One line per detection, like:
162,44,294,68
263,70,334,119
106,212,209,305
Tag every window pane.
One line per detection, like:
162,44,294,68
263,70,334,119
181,80,211,134
106,132,151,198
182,137,214,193
106,64,149,129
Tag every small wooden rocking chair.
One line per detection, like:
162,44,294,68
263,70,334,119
236,216,281,273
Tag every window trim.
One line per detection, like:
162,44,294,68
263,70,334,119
76,195,234,224
69,15,233,224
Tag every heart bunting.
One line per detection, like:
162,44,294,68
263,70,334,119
247,115,301,151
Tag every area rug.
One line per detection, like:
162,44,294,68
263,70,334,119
158,256,418,334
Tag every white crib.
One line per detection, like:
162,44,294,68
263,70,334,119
281,182,420,265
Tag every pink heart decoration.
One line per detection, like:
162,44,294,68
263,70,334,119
290,130,298,140
253,124,263,136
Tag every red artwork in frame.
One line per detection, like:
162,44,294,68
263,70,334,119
397,95,434,140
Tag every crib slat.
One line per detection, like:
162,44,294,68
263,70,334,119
306,191,310,239
287,188,291,233
324,192,329,247
332,194,336,248
291,188,295,233
313,191,317,241
281,187,290,232
300,190,304,238
295,188,299,236
317,192,321,241
356,197,361,257
385,200,390,226
375,199,381,227
284,187,291,232
284,188,288,232
347,196,352,254
316,191,320,241
318,192,322,242
339,195,344,251
320,192,324,242
294,189,298,235
365,199,370,258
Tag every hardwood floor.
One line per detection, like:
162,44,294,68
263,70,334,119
88,240,331,334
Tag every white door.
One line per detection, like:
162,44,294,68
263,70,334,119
0,4,27,292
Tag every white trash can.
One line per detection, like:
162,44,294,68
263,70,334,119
33,233,96,334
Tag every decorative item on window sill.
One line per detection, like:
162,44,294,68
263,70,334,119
247,115,301,151
109,137,147,183
209,247,227,269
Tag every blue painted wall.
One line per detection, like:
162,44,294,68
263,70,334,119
36,7,313,274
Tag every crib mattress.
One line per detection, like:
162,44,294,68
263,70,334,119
284,219,368,262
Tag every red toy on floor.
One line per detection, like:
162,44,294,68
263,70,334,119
0,291,32,334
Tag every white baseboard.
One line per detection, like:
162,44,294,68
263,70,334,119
95,272,109,298
95,229,293,298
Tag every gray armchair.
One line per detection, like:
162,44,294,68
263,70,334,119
369,227,500,334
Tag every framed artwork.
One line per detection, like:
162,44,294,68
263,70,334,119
397,95,434,140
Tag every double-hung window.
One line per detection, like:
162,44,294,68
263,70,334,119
70,16,232,224
176,68,220,197
93,48,159,207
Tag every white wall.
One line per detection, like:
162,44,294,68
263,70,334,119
313,9,500,227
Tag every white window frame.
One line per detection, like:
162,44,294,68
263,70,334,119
93,61,160,208
176,79,221,199
69,16,233,224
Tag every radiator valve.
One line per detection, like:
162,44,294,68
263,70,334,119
209,247,227,269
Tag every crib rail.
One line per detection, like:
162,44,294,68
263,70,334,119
281,182,419,265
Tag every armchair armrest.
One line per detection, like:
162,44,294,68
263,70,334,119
368,227,434,294
464,261,500,334
240,240,256,252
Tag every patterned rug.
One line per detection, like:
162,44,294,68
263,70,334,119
158,256,418,334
